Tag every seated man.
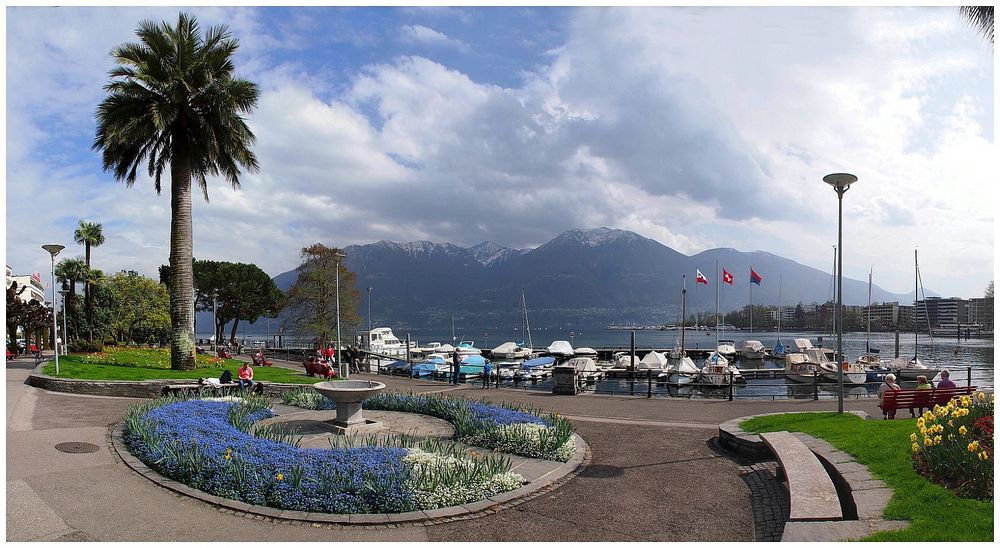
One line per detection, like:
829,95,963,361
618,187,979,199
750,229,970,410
936,369,957,389
237,362,254,391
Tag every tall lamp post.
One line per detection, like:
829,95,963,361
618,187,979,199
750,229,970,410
335,250,347,379
823,173,858,414
58,284,69,356
42,244,65,373
367,286,373,332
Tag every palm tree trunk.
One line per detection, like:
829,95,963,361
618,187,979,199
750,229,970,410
169,144,197,370
85,242,93,341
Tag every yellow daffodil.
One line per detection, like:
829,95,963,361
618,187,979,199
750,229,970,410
916,418,925,428
979,451,989,461
947,420,953,427
923,411,935,421
276,473,284,481
976,392,985,401
910,433,918,442
959,425,968,436
947,434,955,441
960,399,970,408
924,437,933,446
912,443,920,453
224,454,231,461
933,435,942,444
919,426,927,436
967,440,979,452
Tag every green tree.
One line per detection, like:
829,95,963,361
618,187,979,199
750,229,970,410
94,13,260,370
986,281,994,299
74,220,105,339
102,272,170,344
283,244,360,346
55,258,88,340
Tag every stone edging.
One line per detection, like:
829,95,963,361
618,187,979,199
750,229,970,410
26,362,307,399
110,424,589,527
719,411,908,541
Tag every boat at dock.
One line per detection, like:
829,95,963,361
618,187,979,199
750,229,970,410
638,350,668,370
739,340,766,360
717,339,737,360
700,351,744,386
566,357,604,381
455,341,482,356
359,327,408,357
546,340,575,358
783,352,821,384
662,356,699,385
491,341,532,359
574,347,598,358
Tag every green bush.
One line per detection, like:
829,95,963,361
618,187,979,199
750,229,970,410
69,340,103,353
103,337,118,347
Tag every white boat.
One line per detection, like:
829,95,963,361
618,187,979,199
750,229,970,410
547,340,575,358
784,352,822,384
417,342,444,353
455,341,481,356
359,327,408,357
795,347,866,385
574,347,598,358
567,357,603,381
662,356,699,385
700,351,742,386
791,338,814,353
438,343,455,354
717,339,737,359
740,340,766,360
614,352,638,368
491,341,532,360
888,357,941,381
638,350,668,370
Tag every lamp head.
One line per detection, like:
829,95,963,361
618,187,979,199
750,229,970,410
823,173,858,192
42,244,65,257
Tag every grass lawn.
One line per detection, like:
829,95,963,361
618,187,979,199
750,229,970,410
41,350,319,385
742,412,993,541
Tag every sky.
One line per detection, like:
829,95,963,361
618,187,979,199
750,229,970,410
4,5,996,299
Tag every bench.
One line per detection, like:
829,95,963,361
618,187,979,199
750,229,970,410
880,386,976,418
760,431,843,522
162,382,264,397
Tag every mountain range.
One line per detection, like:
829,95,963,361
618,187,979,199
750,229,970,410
255,227,921,333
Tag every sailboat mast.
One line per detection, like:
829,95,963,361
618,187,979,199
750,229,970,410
681,275,687,351
521,289,532,349
777,274,782,338
914,249,918,361
867,267,873,353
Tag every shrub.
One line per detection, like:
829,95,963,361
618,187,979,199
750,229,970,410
103,338,118,347
69,340,103,353
911,392,993,500
122,395,522,513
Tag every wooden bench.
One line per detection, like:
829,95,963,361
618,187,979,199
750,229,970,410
162,382,263,396
760,431,843,522
880,386,976,418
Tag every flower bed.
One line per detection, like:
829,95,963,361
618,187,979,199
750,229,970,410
911,391,993,500
281,389,576,462
121,394,523,514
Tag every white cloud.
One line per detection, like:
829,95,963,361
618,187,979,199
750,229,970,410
398,24,471,53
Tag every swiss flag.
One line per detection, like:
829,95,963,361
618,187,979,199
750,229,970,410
723,269,734,285
696,269,709,285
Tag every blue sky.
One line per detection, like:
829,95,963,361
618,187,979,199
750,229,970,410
4,6,995,299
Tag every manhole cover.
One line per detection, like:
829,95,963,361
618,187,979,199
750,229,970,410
55,442,100,454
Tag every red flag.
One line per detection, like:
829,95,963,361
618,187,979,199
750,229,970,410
750,268,762,286
696,269,709,285
723,269,733,285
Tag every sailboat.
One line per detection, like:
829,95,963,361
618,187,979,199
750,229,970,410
857,267,892,382
891,249,941,381
700,262,743,386
491,293,534,359
772,274,787,358
666,275,700,384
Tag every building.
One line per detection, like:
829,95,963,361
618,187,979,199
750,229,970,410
914,297,967,329
6,264,46,304
967,297,993,330
862,301,914,329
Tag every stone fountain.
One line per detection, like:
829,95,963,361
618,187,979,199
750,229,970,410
313,380,386,434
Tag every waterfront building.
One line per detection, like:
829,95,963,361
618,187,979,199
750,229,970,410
6,265,46,303
914,297,967,329
967,297,994,331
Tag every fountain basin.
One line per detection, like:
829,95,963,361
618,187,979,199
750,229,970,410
313,380,386,430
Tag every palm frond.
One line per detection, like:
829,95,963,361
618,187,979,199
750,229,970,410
960,6,994,44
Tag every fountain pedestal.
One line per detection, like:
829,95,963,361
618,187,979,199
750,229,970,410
313,380,386,434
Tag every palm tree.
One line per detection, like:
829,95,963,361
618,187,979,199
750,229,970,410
93,13,260,370
55,258,88,341
74,220,105,339
960,6,994,44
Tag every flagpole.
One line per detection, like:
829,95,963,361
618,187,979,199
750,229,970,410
715,260,720,349
749,268,753,338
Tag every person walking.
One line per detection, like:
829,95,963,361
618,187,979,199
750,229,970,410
452,349,461,385
483,360,492,389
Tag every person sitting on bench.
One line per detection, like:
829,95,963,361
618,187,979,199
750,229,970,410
877,373,901,420
237,362,254,391
219,369,233,384
912,375,933,417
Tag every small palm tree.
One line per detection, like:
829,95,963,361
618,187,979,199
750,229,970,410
74,220,105,339
93,13,260,369
55,258,89,340
960,6,994,45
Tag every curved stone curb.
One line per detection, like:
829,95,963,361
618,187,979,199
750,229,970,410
718,411,907,541
26,363,308,399
110,423,589,527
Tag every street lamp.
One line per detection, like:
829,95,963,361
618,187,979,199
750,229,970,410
823,172,858,414
334,250,347,379
367,286,373,332
58,284,69,356
42,244,65,374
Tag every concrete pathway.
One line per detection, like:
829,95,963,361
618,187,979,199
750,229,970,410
6,358,879,541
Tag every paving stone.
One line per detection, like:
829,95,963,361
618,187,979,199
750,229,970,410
845,478,887,492
384,510,429,523
781,520,876,542
817,450,855,464
347,513,390,524
852,488,894,520
831,461,869,475
840,470,874,484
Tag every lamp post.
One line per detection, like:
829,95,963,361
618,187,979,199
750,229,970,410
212,291,218,352
823,173,858,414
335,250,347,379
42,244,65,373
58,284,69,355
367,286,373,332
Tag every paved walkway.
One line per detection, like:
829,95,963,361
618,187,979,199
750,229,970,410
6,357,881,541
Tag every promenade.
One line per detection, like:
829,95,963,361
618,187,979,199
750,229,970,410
6,355,883,542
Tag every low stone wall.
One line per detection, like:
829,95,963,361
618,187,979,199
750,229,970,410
719,410,870,462
26,365,311,399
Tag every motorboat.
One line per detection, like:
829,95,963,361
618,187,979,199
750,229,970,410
521,356,556,370
359,327,408,357
566,357,603,381
791,338,814,353
784,353,822,384
438,343,455,354
455,341,482,356
383,360,411,374
546,340,575,358
740,340,767,360
460,354,488,367
661,356,699,385
887,357,941,382
491,341,532,360
797,347,866,385
614,352,638,368
700,351,743,386
417,342,444,353
574,347,598,358
717,339,737,360
411,360,440,377
638,350,669,370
